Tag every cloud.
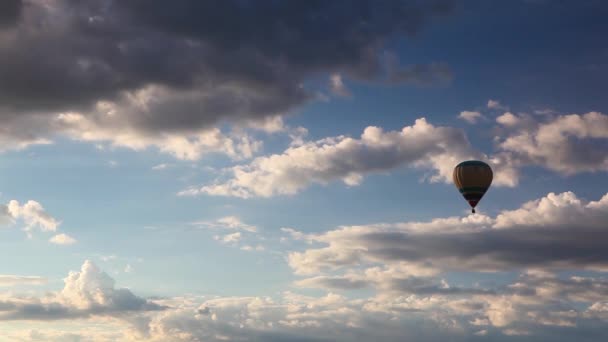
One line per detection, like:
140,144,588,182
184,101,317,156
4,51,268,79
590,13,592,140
281,227,311,243
240,245,265,252
295,276,372,291
193,216,257,233
56,109,263,161
0,199,77,244
0,275,46,287
151,163,171,170
329,74,351,97
196,216,265,251
214,232,242,244
183,118,513,198
122,281,608,342
6,329,122,342
0,260,164,321
496,112,521,127
3,200,61,238
293,263,491,296
2,257,608,341
287,191,608,275
0,0,454,155
6,200,59,233
496,111,608,175
0,0,21,29
59,260,165,314
487,99,508,111
458,111,484,124
49,233,77,245
182,107,608,198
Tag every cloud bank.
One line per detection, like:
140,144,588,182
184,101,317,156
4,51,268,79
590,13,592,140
0,0,454,157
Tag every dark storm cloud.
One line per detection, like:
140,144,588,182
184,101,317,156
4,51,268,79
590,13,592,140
0,0,454,135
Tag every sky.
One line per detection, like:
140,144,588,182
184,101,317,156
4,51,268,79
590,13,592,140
0,0,608,341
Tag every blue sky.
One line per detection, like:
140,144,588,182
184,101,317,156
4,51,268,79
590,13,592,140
0,0,608,341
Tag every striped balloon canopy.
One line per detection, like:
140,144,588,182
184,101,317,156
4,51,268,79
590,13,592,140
452,160,493,214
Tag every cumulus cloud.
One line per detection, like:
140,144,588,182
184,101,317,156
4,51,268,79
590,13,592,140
496,111,608,175
0,260,164,321
56,109,263,161
458,111,484,124
115,281,608,341
180,107,608,198
0,0,454,155
183,118,513,198
496,112,521,127
287,191,608,275
3,240,608,341
487,99,508,111
0,199,77,244
6,200,60,234
127,292,469,342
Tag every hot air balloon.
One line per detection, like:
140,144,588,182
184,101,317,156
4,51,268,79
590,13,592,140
453,160,493,214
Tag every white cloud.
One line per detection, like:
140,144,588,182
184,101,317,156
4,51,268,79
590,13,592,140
178,109,608,198
59,260,162,312
49,233,77,245
287,191,608,275
7,200,60,234
122,278,608,341
0,199,76,244
57,109,262,161
496,111,608,175
458,111,484,124
183,118,515,198
494,191,608,229
496,112,520,127
1,257,607,341
0,260,164,322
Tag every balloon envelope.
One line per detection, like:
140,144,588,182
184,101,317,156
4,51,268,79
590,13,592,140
453,160,493,213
